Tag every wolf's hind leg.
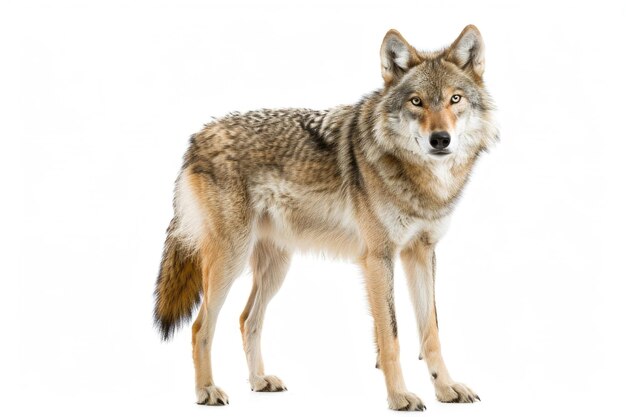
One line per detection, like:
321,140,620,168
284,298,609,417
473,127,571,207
240,239,291,392
400,240,480,404
193,232,252,405
192,300,229,406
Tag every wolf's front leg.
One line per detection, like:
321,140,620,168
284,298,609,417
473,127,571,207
400,240,480,403
361,251,426,411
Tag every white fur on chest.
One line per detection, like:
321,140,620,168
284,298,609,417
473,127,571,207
375,201,452,248
431,160,457,201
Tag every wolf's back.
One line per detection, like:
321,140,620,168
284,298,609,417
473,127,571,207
153,218,203,341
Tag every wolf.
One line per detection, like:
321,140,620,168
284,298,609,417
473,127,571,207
153,25,498,411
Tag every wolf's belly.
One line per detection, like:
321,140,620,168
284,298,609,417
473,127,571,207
250,179,451,256
257,217,365,259
250,179,364,258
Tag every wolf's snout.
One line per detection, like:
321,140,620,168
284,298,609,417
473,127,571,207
429,131,451,150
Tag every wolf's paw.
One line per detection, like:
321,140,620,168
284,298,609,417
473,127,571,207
250,375,287,392
388,391,426,411
196,385,229,406
435,382,480,403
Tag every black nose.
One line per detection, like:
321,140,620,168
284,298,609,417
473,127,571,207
429,131,451,150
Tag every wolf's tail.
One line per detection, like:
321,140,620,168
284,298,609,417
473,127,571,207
153,218,203,341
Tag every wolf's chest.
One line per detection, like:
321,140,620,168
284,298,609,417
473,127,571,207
374,203,452,248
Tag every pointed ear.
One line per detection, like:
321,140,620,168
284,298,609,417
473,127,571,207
380,29,420,86
446,25,485,78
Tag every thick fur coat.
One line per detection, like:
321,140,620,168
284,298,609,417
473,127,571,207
154,25,498,410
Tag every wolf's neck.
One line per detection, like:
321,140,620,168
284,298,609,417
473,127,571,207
358,148,476,219
408,152,480,218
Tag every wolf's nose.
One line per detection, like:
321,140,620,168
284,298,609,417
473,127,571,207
429,131,451,150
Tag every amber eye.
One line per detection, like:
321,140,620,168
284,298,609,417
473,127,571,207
451,94,462,104
410,97,422,107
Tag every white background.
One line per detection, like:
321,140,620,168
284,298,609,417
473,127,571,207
5,0,626,416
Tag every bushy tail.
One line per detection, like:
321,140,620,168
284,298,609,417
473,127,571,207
153,218,202,341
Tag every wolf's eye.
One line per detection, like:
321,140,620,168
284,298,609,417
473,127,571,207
451,94,462,104
410,97,422,107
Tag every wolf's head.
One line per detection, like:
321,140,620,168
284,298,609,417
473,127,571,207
375,25,498,163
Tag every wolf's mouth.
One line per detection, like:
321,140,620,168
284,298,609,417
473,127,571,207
429,150,452,156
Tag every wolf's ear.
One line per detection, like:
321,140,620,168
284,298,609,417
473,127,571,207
446,25,485,78
380,29,420,86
